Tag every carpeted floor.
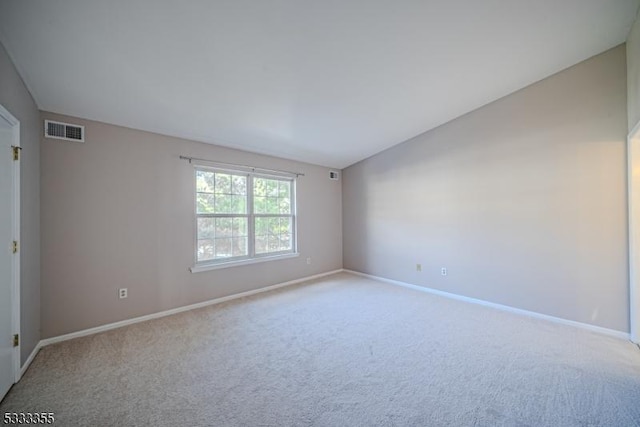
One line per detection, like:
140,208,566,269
1,272,640,426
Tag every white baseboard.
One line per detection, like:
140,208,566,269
344,269,630,341
39,269,343,348
18,268,630,379
19,341,42,379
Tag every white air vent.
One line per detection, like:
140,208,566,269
329,170,339,180
44,120,84,142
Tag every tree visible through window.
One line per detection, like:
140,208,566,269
195,167,295,265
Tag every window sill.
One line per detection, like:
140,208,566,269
190,252,300,273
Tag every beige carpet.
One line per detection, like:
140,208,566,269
2,272,640,426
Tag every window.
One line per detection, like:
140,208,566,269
194,167,296,268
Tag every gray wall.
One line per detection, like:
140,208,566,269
40,112,342,338
343,45,629,332
0,42,40,364
629,12,640,133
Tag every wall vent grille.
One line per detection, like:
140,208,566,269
329,170,339,181
44,120,84,142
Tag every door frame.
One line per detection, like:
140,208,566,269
628,120,640,344
0,104,20,382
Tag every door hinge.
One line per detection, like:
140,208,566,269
12,241,18,254
12,146,21,161
13,334,19,347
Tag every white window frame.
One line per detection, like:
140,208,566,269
191,165,298,272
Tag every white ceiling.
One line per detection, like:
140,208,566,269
0,1,638,168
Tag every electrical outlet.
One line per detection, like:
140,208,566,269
118,288,128,299
441,267,447,276
306,257,312,265
416,263,422,272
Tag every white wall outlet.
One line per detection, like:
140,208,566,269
118,288,128,299
416,263,422,272
441,267,447,276
306,257,312,265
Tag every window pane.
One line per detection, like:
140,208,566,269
215,238,232,258
232,237,248,257
196,170,215,193
267,197,279,214
232,195,246,213
279,217,292,234
232,218,247,237
211,195,244,214
198,216,247,261
279,181,290,198
197,193,216,214
196,170,295,264
254,196,266,214
255,217,268,235
232,176,247,195
213,194,231,213
253,177,291,215
215,218,232,238
197,218,215,239
268,235,280,252
197,171,247,214
255,235,267,254
279,197,291,214
215,173,231,194
254,178,266,196
266,180,278,196
254,216,293,255
197,239,215,262
279,233,291,251
255,196,279,214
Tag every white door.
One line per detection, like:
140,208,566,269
0,110,18,401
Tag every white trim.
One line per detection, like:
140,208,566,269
11,119,20,382
40,269,343,347
192,166,298,269
19,342,42,377
0,104,21,383
629,123,640,344
191,252,300,273
344,270,630,341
